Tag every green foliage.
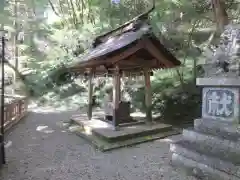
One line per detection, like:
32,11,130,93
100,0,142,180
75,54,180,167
1,0,240,121
153,81,201,124
126,66,201,124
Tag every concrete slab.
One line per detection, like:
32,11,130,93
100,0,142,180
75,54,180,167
93,123,172,140
71,114,174,142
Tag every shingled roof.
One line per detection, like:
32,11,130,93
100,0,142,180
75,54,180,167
67,20,181,75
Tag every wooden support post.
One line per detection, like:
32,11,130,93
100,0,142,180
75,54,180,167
113,66,121,130
144,69,152,123
87,70,94,120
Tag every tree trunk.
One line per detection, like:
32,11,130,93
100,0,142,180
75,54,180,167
13,0,19,91
211,0,229,32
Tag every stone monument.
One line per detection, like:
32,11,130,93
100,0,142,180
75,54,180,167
170,24,240,180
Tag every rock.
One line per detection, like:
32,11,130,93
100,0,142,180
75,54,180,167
203,24,240,77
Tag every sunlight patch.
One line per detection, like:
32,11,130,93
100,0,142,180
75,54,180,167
36,125,54,134
157,138,174,143
4,141,12,148
36,125,48,131
68,125,80,132
85,126,92,135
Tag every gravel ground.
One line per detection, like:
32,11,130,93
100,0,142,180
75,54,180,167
0,108,197,180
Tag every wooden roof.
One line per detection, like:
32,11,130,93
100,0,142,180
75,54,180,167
67,23,181,75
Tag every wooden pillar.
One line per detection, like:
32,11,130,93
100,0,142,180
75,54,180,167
144,69,152,123
113,66,121,130
87,70,94,120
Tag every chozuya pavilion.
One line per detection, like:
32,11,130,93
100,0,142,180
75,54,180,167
66,1,181,133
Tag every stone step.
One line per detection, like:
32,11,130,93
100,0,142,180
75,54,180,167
67,123,180,152
170,140,240,177
194,118,240,141
93,123,173,142
171,153,240,180
71,116,174,142
183,128,240,164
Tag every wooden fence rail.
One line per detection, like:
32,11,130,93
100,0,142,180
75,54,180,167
0,94,28,132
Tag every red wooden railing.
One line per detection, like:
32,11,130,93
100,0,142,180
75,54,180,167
1,95,28,132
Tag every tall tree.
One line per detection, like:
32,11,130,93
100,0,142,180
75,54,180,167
13,0,19,88
211,0,229,32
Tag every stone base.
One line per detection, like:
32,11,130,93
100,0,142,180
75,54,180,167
170,118,240,179
71,114,174,142
67,115,180,151
171,153,240,180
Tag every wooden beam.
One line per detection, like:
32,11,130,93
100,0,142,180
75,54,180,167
71,66,158,77
115,53,158,68
118,58,157,67
112,66,121,130
87,69,94,120
73,41,144,69
144,39,174,68
111,42,143,64
144,68,152,123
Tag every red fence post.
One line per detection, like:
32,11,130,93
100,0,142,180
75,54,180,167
2,95,28,132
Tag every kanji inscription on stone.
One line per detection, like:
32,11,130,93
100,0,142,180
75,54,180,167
202,87,239,121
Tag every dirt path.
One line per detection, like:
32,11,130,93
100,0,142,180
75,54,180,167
0,109,196,180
